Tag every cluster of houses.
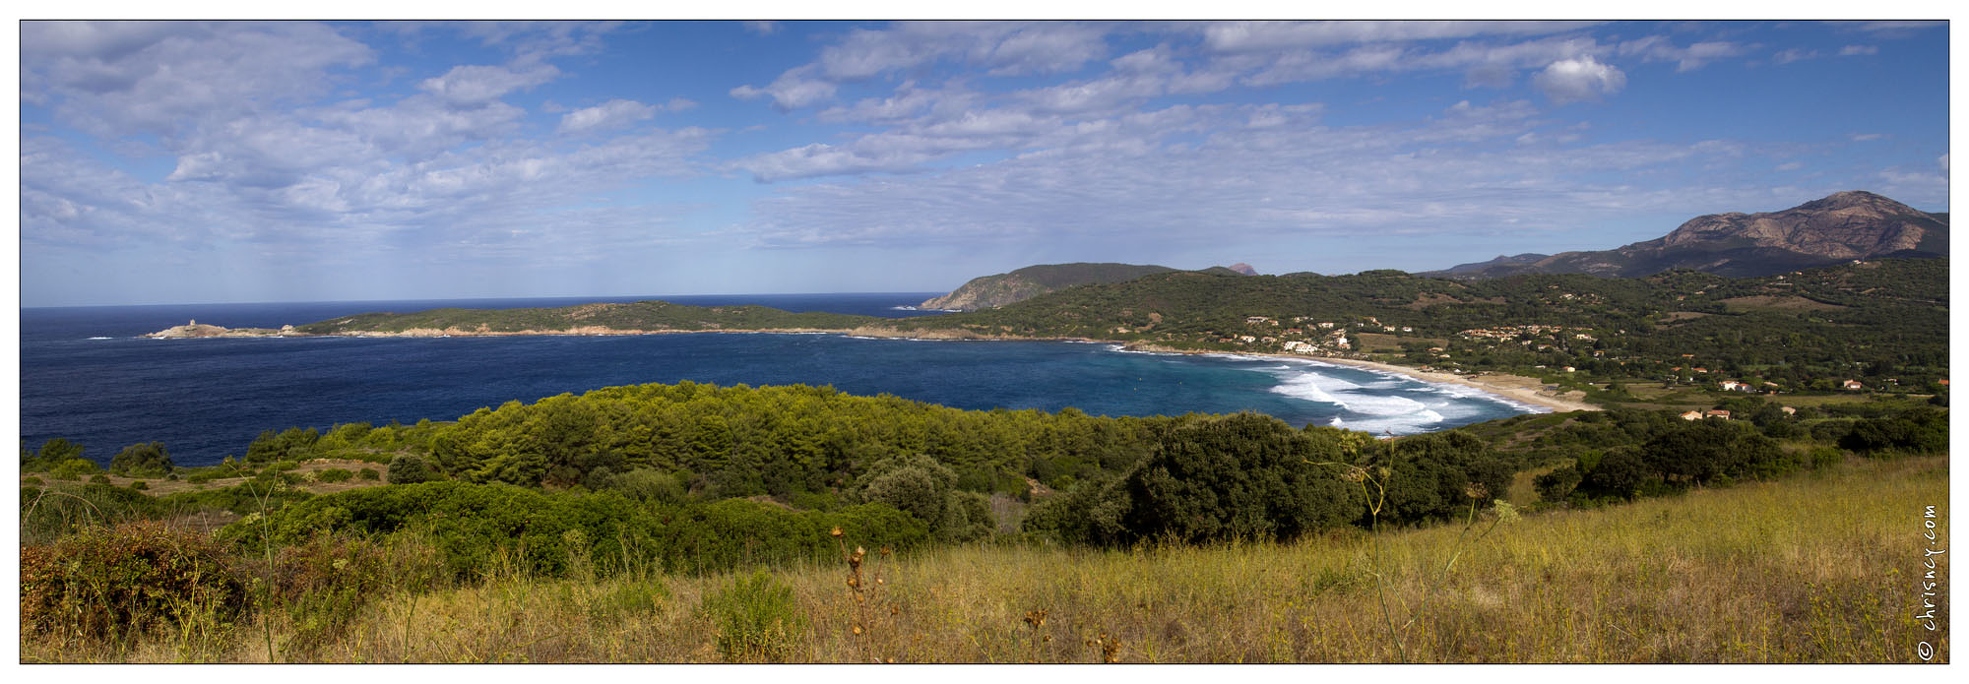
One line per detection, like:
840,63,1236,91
1678,405,1799,421
1208,315,1420,355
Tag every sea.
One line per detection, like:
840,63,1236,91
18,293,1542,467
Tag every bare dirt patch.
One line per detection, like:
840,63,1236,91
30,458,392,498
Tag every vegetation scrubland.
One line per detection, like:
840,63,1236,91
20,455,1948,663
18,377,1949,663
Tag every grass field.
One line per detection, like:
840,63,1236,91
22,456,1949,663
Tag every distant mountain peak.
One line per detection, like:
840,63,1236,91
1228,262,1258,276
1425,191,1947,280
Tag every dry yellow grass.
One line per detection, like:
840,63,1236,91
23,456,1948,663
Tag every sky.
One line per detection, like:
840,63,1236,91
14,17,1953,307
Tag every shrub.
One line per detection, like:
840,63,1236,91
387,455,438,485
49,458,101,481
1021,474,1131,546
357,468,381,481
606,468,686,505
248,533,431,657
130,481,148,491
20,520,246,640
1374,430,1514,525
1118,413,1361,544
1809,419,1856,443
315,468,354,483
20,482,166,544
702,570,806,663
1533,466,1581,504
89,474,111,485
1838,408,1949,456
22,438,85,472
110,441,174,478
1579,446,1652,500
246,427,321,465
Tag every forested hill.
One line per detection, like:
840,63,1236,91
292,300,883,336
889,258,1949,392
276,258,1945,397
919,262,1252,311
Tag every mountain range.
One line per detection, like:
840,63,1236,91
1424,190,1947,280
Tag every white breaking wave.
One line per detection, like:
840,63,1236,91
87,336,114,340
1268,372,1347,406
1267,366,1452,434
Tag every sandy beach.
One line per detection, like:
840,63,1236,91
1293,356,1600,413
1113,342,1599,413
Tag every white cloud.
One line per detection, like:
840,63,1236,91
419,63,559,107
20,21,374,137
558,99,659,134
730,99,1770,261
731,65,838,110
1839,44,1879,56
1850,133,1884,141
732,22,1111,111
1772,48,1818,64
1200,21,1599,52
1617,36,1747,71
742,21,779,35
1776,161,1804,171
1533,56,1626,104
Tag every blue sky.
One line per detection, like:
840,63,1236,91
15,19,1952,306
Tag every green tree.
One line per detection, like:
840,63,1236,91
22,438,85,472
387,454,439,485
109,442,173,478
1118,413,1359,544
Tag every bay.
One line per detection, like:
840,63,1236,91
18,293,1541,467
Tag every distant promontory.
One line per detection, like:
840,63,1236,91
919,262,1251,311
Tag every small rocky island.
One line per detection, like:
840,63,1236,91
146,319,299,339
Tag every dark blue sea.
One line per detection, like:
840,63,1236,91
18,293,1541,467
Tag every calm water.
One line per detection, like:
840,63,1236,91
18,294,1541,466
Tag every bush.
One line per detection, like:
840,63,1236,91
387,455,438,485
20,482,166,544
49,458,101,481
253,533,439,657
110,441,174,478
20,520,246,640
22,438,85,472
358,468,381,481
246,427,321,465
1117,413,1362,544
1839,408,1949,456
1533,465,1581,504
1809,419,1856,443
315,468,354,483
606,468,686,505
1374,430,1514,525
702,570,806,663
130,481,148,491
88,474,111,485
1579,446,1652,500
1022,474,1131,546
